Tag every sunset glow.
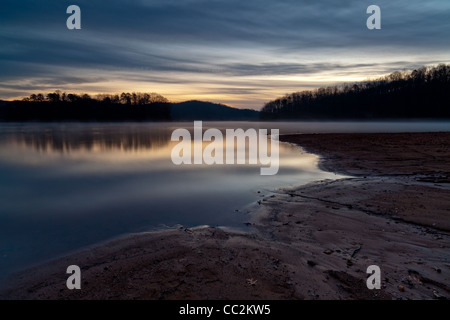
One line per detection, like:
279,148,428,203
1,0,449,109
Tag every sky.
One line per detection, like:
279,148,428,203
0,0,449,110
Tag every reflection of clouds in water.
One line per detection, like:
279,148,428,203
0,123,277,155
0,123,326,180
0,123,345,284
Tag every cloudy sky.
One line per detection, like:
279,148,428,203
0,0,449,109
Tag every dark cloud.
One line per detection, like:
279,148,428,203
0,0,449,107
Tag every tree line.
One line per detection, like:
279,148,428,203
0,91,171,121
260,64,450,120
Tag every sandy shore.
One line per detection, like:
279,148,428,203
1,132,449,300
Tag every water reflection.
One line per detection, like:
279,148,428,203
3,120,447,287
0,123,282,174
1,124,171,153
0,123,342,287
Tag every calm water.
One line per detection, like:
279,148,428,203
0,121,449,286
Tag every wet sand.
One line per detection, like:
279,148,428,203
1,132,449,300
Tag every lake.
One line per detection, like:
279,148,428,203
1,121,450,287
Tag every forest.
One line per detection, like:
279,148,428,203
0,92,171,121
260,64,450,120
0,92,258,122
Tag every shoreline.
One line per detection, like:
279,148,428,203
1,132,449,300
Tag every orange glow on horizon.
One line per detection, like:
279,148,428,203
0,68,412,110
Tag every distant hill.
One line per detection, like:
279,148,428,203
171,100,259,121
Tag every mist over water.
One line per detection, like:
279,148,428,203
0,121,449,287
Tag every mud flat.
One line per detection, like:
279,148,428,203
1,132,449,300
